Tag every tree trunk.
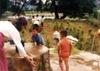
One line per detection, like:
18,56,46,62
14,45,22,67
54,7,59,19
52,0,59,19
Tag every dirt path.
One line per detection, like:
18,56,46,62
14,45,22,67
50,58,94,71
4,43,99,71
50,49,96,71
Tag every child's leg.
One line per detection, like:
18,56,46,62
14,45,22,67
63,58,69,71
59,58,64,71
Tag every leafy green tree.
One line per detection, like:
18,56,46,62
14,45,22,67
30,0,37,5
52,0,59,19
10,0,28,16
43,0,54,13
53,0,96,18
0,0,9,16
37,0,43,12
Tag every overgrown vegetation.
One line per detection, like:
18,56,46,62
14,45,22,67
42,20,99,53
22,19,100,54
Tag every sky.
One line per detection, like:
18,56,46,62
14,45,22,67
42,0,47,4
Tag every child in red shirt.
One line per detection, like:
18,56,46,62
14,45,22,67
58,30,72,71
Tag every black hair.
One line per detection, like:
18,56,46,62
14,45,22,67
15,17,27,31
60,30,67,37
36,14,39,17
32,24,40,31
54,38,59,43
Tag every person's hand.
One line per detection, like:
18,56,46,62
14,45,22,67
24,55,34,67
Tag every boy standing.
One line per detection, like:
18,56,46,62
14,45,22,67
58,30,72,71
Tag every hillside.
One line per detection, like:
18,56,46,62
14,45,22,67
4,19,100,71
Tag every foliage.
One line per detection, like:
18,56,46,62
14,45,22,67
88,17,100,28
36,0,43,12
30,0,37,5
43,0,52,11
44,20,97,52
21,18,99,54
58,0,96,18
0,0,9,16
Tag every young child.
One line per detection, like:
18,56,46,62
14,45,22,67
31,24,48,53
31,24,43,46
58,30,72,71
53,30,60,44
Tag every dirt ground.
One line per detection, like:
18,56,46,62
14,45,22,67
50,48,97,71
4,43,99,71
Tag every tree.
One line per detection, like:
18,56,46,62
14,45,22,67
9,0,28,16
30,0,37,5
36,0,43,12
0,0,9,16
54,0,96,19
51,0,59,19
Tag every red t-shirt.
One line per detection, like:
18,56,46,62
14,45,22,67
58,37,72,58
